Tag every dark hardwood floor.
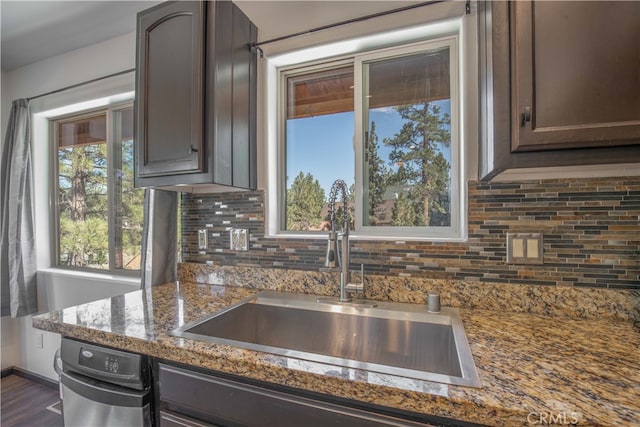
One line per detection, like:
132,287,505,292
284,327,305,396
1,374,63,427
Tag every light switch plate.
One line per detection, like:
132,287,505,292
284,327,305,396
507,233,543,264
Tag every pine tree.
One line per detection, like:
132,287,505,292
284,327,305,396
286,172,326,231
391,192,418,226
385,102,451,226
365,121,388,225
58,144,109,267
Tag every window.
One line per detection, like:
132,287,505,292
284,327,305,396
273,30,465,240
53,104,144,273
285,65,354,231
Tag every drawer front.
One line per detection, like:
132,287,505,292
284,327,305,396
158,364,427,427
159,410,218,427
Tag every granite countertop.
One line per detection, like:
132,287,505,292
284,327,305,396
33,282,640,426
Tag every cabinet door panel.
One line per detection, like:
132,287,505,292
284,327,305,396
231,5,256,189
136,1,204,178
512,1,640,152
208,1,233,187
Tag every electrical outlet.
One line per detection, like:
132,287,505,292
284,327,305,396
230,229,237,250
198,229,208,249
237,229,248,251
229,228,249,251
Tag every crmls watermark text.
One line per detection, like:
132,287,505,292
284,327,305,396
527,412,579,425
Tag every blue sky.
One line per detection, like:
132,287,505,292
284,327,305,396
286,111,354,196
286,101,451,197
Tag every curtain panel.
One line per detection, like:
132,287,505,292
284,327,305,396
1,99,38,317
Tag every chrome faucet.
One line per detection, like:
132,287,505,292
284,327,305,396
324,179,363,302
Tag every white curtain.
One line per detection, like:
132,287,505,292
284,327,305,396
1,99,38,317
140,188,178,288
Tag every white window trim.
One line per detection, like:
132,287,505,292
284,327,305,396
265,14,476,242
50,101,139,276
30,72,135,272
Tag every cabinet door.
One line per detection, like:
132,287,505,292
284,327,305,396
206,1,258,190
136,1,205,179
512,1,640,152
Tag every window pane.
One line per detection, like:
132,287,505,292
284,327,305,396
285,67,355,231
58,114,106,147
57,113,109,268
363,48,451,227
113,108,144,270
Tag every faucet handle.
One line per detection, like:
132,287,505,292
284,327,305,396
345,264,365,294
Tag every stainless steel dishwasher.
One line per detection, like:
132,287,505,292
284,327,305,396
60,337,152,427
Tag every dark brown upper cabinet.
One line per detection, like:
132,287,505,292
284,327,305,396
135,1,257,190
479,1,640,179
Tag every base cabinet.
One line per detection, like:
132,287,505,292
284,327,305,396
155,363,449,427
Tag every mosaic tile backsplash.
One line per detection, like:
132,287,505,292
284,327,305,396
181,177,640,290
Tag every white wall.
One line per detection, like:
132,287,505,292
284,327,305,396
16,271,139,380
2,274,139,380
1,32,140,380
1,317,19,370
2,32,135,106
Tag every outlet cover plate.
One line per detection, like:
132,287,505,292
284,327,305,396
230,228,248,251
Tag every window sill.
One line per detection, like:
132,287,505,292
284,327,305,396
38,268,141,285
266,231,467,243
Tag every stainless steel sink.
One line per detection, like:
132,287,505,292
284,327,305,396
171,291,481,388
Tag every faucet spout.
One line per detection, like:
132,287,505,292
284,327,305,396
324,179,353,302
323,230,339,268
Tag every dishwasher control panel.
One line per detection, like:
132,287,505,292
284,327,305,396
104,356,120,373
78,347,135,376
61,337,148,390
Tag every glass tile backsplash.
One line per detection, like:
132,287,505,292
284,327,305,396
181,177,639,290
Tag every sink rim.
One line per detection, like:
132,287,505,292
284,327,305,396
171,291,482,388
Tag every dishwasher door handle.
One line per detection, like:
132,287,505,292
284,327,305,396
61,370,150,408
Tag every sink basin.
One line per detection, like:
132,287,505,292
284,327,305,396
171,291,481,388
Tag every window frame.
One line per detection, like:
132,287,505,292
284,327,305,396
279,58,355,236
50,100,141,276
270,29,467,241
353,37,462,239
